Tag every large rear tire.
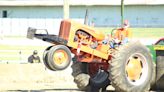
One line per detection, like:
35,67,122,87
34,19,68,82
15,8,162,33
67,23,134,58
109,41,155,92
71,57,110,92
156,50,164,90
71,57,90,91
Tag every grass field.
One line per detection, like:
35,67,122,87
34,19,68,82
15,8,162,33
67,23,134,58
0,27,163,62
96,27,164,38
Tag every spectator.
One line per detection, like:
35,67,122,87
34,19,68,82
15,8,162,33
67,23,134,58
28,50,40,63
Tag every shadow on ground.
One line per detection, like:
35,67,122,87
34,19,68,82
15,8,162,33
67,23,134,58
8,89,116,92
7,89,163,92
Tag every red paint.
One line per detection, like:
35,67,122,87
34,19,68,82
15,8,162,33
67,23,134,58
88,62,109,77
155,37,164,45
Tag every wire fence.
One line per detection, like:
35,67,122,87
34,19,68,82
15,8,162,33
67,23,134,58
0,18,84,37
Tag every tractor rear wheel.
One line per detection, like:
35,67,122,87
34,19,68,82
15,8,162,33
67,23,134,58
71,57,110,92
156,50,164,90
109,41,155,92
71,57,90,91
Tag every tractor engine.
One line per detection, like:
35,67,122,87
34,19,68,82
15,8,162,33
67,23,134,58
71,29,111,63
73,30,110,76
74,30,98,49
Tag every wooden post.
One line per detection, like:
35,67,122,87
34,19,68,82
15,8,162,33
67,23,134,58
63,0,69,19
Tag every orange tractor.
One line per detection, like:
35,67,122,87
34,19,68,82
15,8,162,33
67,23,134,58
27,19,155,92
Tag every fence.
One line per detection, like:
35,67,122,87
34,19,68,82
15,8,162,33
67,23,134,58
0,18,84,36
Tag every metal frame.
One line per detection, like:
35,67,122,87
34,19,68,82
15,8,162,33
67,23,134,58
27,27,67,45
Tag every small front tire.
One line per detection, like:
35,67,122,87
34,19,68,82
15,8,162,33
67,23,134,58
45,45,71,71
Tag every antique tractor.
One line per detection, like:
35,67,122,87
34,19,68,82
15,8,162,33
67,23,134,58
27,19,155,92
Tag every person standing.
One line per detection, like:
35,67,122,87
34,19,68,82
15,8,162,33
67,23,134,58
28,50,40,63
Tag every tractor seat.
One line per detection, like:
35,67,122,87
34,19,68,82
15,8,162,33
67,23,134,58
83,28,105,41
93,31,105,41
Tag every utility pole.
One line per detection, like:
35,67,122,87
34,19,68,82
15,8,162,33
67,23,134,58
84,8,88,25
63,0,69,19
121,0,124,26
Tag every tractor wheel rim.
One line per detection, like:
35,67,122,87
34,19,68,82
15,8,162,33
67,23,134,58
53,50,68,66
125,53,148,86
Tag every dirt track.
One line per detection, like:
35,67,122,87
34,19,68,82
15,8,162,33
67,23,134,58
0,63,117,92
0,63,77,91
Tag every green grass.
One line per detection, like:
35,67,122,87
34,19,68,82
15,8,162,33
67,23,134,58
0,45,47,62
0,45,46,50
0,57,21,61
147,45,156,62
4,28,164,38
95,27,164,38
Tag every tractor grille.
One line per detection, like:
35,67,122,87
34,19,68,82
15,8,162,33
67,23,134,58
59,20,71,40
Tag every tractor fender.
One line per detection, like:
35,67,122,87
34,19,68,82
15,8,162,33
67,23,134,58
90,69,110,88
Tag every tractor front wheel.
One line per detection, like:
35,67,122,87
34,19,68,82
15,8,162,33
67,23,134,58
43,45,71,71
43,46,53,70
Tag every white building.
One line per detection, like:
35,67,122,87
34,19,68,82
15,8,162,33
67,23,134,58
0,0,164,36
